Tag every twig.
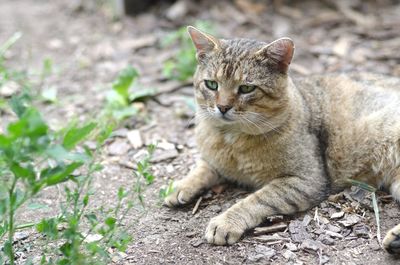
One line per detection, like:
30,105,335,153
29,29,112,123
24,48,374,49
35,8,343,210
313,207,320,226
192,196,203,215
253,222,287,235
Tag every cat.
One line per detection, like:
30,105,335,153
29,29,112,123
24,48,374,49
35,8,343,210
164,26,400,254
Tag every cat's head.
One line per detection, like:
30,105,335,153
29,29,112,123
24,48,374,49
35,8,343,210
188,26,294,135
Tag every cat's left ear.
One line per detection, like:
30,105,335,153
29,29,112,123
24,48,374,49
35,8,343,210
255,38,294,74
187,26,221,60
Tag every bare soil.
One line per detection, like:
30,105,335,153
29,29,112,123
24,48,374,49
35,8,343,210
1,0,400,264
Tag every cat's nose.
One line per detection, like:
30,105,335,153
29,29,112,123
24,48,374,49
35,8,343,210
217,105,232,114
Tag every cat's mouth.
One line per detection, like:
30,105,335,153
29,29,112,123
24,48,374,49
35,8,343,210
220,115,234,122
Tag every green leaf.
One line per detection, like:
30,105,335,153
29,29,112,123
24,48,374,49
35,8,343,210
3,241,12,258
129,87,156,102
41,58,53,77
112,66,139,101
59,242,72,257
62,122,96,150
117,187,125,200
372,192,381,244
10,162,35,180
105,217,116,230
36,218,59,239
159,180,175,199
46,145,88,162
0,224,6,238
83,194,89,206
143,172,154,185
112,106,138,121
137,162,143,173
9,92,31,118
8,108,48,138
106,90,127,107
85,213,98,227
347,179,376,192
0,32,22,57
0,134,11,149
96,123,114,145
43,162,83,186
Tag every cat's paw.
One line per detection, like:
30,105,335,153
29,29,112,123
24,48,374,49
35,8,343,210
383,224,400,255
205,213,245,245
163,180,199,207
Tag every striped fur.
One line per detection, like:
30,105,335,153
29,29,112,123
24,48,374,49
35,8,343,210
164,27,400,253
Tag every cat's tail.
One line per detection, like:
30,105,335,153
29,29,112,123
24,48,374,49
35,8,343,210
382,180,400,254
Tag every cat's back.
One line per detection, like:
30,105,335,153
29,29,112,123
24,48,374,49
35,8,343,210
296,73,400,185
295,72,400,120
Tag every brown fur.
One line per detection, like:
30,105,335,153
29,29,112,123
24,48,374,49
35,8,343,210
164,27,400,253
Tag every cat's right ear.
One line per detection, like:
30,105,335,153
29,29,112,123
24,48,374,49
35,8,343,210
187,26,220,61
255,38,294,74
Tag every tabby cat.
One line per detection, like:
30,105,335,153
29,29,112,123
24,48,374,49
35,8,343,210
164,26,400,254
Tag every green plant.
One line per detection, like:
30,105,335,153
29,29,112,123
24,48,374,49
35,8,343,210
133,144,156,205
162,21,214,82
104,65,155,122
31,141,156,265
0,33,157,265
0,95,97,264
159,180,175,202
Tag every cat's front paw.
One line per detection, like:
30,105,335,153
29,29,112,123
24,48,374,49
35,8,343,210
383,223,400,254
163,180,199,207
205,213,245,245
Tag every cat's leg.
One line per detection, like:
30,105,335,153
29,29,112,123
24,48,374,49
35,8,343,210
205,175,327,245
164,159,221,207
383,179,400,254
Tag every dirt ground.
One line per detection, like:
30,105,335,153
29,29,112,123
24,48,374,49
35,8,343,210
1,0,400,264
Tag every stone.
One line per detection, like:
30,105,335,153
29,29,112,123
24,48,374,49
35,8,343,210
330,211,345,219
338,214,361,227
107,139,131,156
325,230,344,239
289,220,311,243
190,239,204,247
320,235,335,246
285,242,298,252
83,233,103,243
282,250,296,260
0,81,19,97
247,245,276,262
353,224,370,238
327,224,341,233
302,214,312,226
207,205,222,213
127,129,143,149
320,255,330,265
150,149,179,163
300,239,325,252
13,232,29,243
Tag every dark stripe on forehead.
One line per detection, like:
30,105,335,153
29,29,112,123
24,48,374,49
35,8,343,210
224,63,234,77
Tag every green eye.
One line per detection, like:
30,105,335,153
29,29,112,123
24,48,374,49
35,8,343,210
204,80,218,91
239,85,257,94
